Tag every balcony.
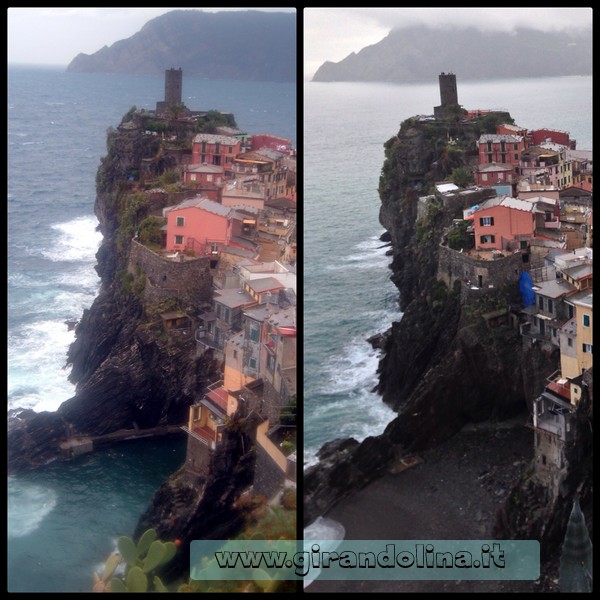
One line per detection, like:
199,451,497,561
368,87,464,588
181,425,216,450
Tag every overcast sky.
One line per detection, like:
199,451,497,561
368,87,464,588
7,7,295,66
304,8,592,79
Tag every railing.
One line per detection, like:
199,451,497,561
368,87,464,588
181,425,215,450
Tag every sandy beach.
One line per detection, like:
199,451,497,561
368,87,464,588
306,417,547,593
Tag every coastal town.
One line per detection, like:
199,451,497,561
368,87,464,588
134,69,298,500
425,74,592,493
306,73,592,593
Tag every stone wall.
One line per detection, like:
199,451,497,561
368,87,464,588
437,243,523,291
184,434,213,479
253,442,286,500
128,240,212,309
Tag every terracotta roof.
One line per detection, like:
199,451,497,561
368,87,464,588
206,386,228,413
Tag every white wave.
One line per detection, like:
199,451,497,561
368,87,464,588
8,319,77,412
41,216,101,262
8,479,58,538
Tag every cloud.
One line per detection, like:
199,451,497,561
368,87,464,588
304,8,592,78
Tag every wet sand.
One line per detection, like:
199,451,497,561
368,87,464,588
306,418,544,593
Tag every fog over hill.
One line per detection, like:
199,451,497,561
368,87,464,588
312,25,591,82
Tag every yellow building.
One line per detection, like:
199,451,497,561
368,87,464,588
572,291,593,375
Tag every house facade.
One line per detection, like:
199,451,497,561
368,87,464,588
472,196,535,250
164,197,234,254
191,134,241,173
474,163,515,188
478,134,525,167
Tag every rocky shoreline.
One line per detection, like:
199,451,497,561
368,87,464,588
307,418,553,593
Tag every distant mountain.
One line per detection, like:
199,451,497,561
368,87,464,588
313,25,592,83
67,10,295,82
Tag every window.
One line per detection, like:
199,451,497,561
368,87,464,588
175,235,184,245
228,146,233,153
216,304,222,318
479,216,494,226
538,297,544,310
207,175,212,182
250,328,259,342
568,305,574,319
487,141,492,152
547,299,553,314
514,144,518,150
191,174,197,181
223,307,230,323
567,337,573,348
487,154,493,163
267,354,275,372
498,173,504,181
583,314,590,327
233,350,238,359
582,343,593,354
176,216,185,227
480,234,495,244
514,154,519,160
249,358,257,369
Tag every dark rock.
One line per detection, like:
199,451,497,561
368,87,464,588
304,434,394,527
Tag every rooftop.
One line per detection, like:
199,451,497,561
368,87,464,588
478,133,524,143
567,290,593,308
192,133,240,145
531,279,576,299
561,263,593,281
213,288,256,309
248,276,285,293
185,163,224,174
476,195,534,213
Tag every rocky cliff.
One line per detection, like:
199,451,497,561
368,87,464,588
7,114,218,473
305,110,592,568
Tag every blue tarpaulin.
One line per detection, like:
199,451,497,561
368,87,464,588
519,272,535,307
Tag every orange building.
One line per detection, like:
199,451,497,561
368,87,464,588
472,196,535,250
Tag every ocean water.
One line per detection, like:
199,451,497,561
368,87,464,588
7,64,295,592
304,75,592,467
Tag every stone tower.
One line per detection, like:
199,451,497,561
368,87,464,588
439,72,458,106
164,68,183,106
434,72,460,119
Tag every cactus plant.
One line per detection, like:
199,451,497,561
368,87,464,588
93,528,178,592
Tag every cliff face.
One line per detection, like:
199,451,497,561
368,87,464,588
7,119,218,473
305,114,562,525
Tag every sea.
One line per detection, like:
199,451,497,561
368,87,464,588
303,75,592,479
7,64,296,593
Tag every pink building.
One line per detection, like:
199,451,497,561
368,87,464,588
183,163,224,187
164,197,233,254
191,134,241,170
472,196,535,250
474,163,515,188
478,134,526,166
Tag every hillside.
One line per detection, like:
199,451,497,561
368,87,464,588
312,25,592,83
67,10,296,82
